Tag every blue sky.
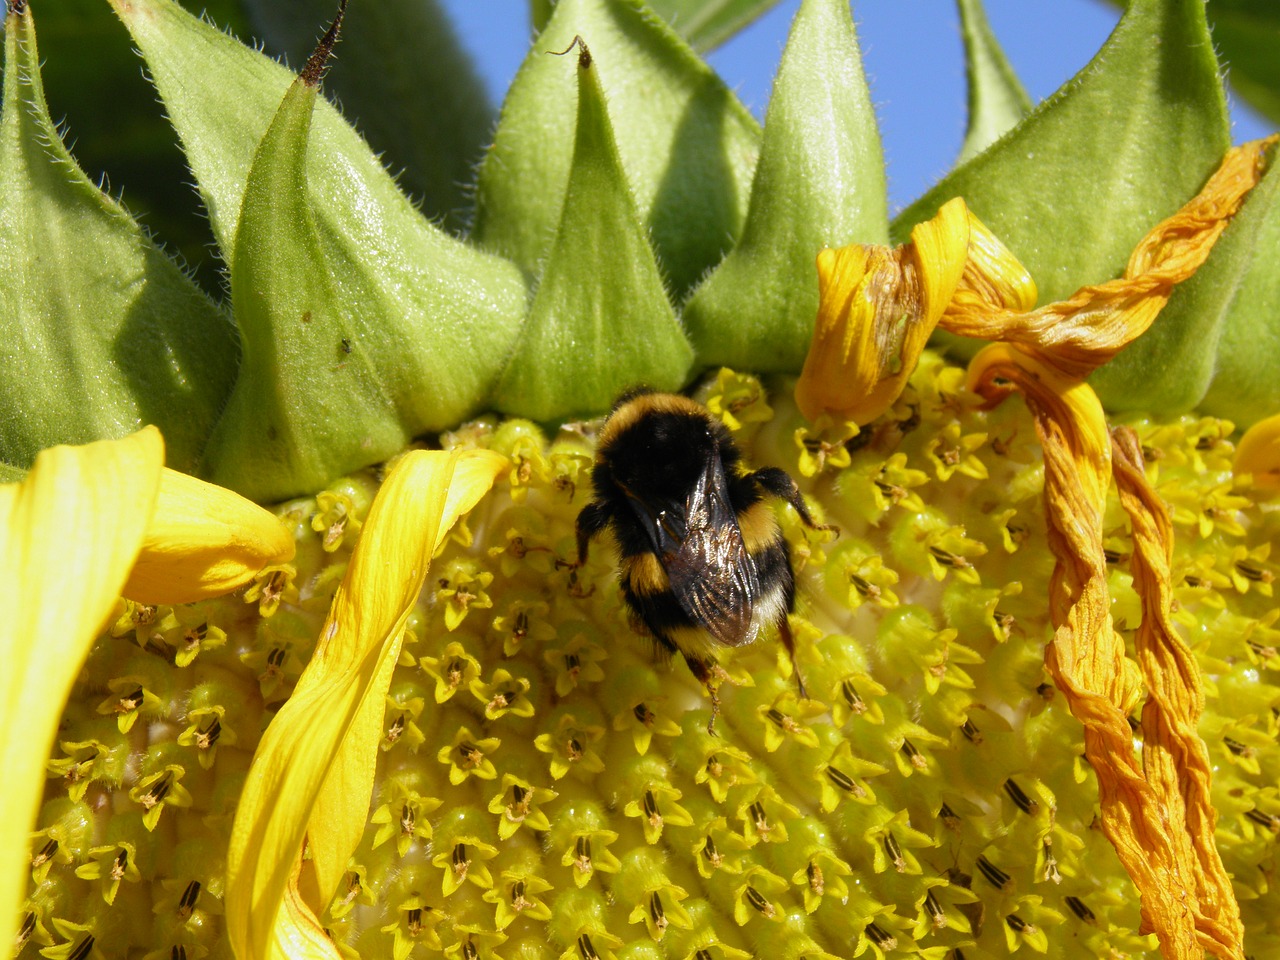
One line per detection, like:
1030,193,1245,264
439,0,1273,213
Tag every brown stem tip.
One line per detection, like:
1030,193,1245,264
301,0,348,88
547,34,592,71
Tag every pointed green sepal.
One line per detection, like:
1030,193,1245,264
1094,140,1280,427
681,0,887,373
895,0,1230,364
645,0,786,52
955,0,1031,164
243,0,494,232
1199,1,1280,126
198,19,526,501
490,40,694,422
0,5,235,472
474,0,761,299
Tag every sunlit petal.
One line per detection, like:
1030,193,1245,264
1112,428,1244,957
944,138,1275,379
1235,411,1280,491
0,428,164,952
796,197,970,424
225,448,507,960
124,467,296,604
967,344,1241,960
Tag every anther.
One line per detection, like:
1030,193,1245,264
883,832,905,872
975,855,1010,890
925,889,945,927
178,880,201,918
196,717,222,750
1005,914,1031,934
649,891,668,935
1065,895,1096,923
31,839,57,868
864,922,896,949
826,765,863,798
900,738,927,770
806,860,824,894
576,933,600,960
400,803,415,836
1003,778,1038,815
749,800,771,837
840,679,866,713
744,885,774,917
643,789,661,826
574,835,593,874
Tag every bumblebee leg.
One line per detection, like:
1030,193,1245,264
748,467,836,533
777,613,808,700
574,500,612,565
682,653,723,736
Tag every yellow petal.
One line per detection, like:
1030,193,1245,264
935,209,1036,320
123,468,296,604
1234,412,1280,491
967,344,1244,960
796,197,970,423
944,137,1276,379
1112,429,1245,958
225,448,506,960
0,428,163,952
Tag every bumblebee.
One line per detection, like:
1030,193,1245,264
575,389,829,730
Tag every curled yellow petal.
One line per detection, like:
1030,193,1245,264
940,210,1037,319
944,137,1276,379
225,448,506,960
0,428,164,953
796,197,971,423
123,467,296,604
1234,411,1280,491
967,344,1244,960
1112,428,1245,959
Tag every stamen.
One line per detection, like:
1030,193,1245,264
573,835,593,875
975,855,1010,890
1005,914,1031,934
865,922,896,949
925,889,946,927
900,738,927,770
1003,778,1038,815
744,885,774,917
841,679,867,713
806,860,824,894
1065,895,1096,923
883,832,906,872
178,880,201,918
649,891,668,935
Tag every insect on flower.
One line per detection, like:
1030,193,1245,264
575,389,832,731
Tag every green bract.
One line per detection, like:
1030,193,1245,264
242,0,494,232
0,8,234,472
682,0,887,372
0,0,1277,498
490,38,694,421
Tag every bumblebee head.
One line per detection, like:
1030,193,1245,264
596,392,734,502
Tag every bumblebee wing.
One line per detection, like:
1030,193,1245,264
663,455,759,647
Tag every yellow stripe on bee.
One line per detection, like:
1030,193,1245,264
623,552,670,595
666,625,720,661
598,393,708,449
737,502,780,553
